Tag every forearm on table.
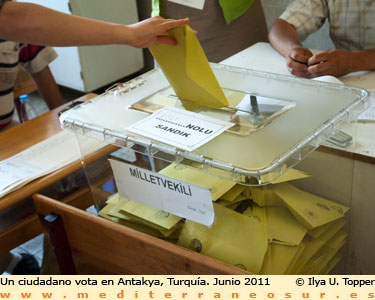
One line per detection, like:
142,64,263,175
0,2,129,46
268,19,302,57
348,49,375,73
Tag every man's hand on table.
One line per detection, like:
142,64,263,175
287,48,375,78
307,49,353,78
286,46,313,78
286,47,353,78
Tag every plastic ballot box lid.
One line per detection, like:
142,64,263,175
59,64,369,185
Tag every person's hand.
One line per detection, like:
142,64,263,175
286,47,313,78
126,16,190,48
307,49,353,77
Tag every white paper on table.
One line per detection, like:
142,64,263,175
312,77,375,122
358,90,375,122
312,75,344,85
0,130,105,198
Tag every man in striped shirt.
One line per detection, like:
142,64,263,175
268,0,375,78
0,42,62,129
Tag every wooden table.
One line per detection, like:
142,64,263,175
0,93,96,256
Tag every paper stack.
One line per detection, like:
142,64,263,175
0,131,104,198
99,193,183,242
232,181,347,274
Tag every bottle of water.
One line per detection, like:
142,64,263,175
19,94,36,122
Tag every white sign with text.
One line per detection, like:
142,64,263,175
168,0,205,10
109,159,214,226
126,107,233,151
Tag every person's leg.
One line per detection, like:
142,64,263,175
1,252,40,275
31,66,63,109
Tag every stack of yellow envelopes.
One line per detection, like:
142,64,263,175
99,193,183,241
165,165,348,274
99,163,348,275
246,183,348,274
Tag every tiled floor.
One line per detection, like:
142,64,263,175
11,206,97,269
11,234,44,266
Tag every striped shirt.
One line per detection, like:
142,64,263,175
0,42,57,128
280,0,375,51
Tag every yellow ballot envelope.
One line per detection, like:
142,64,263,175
243,205,307,246
178,204,268,273
322,252,344,275
266,207,307,246
300,230,347,274
250,168,311,207
149,25,229,108
272,183,349,229
106,193,182,231
261,168,311,185
220,184,246,202
260,243,302,275
99,204,166,238
289,218,345,274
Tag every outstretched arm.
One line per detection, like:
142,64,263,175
0,2,189,48
268,19,313,78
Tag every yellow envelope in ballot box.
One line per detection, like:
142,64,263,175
260,243,304,275
301,230,347,275
290,218,346,274
272,183,349,230
149,25,228,108
99,204,166,238
106,193,182,233
178,204,268,274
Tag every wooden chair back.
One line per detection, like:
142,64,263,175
33,193,247,275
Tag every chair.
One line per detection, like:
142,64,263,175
33,193,248,275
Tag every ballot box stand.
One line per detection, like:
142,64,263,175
60,64,370,275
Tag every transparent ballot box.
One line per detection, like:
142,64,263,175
60,64,370,275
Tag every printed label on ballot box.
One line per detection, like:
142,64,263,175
126,107,233,151
109,159,214,226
